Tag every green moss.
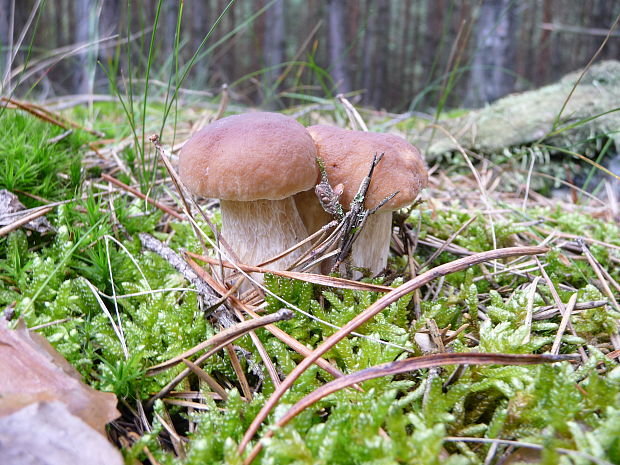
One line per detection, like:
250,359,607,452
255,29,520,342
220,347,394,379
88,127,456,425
0,111,89,205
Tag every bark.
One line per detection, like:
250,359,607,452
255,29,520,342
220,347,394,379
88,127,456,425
0,0,10,80
188,0,209,85
361,0,375,106
536,0,553,85
97,0,120,89
262,0,285,107
73,0,98,94
465,0,518,107
371,0,390,109
327,0,350,94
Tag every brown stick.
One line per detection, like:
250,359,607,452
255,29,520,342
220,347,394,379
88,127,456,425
535,257,589,362
181,359,229,401
101,174,184,220
1,97,105,137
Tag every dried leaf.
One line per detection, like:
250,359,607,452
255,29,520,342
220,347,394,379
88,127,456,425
0,319,120,435
0,401,123,465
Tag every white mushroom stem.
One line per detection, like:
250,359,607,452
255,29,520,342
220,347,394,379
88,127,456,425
350,210,393,277
219,198,310,281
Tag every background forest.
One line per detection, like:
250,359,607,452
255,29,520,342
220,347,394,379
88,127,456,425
2,0,620,111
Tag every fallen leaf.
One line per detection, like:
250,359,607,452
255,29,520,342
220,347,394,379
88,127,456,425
0,319,120,435
0,401,123,465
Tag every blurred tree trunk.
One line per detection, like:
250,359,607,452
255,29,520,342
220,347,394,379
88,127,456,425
73,0,98,94
371,0,389,108
216,0,235,82
465,0,517,107
536,0,553,85
346,0,359,90
164,0,179,56
0,0,10,82
99,0,120,42
97,0,120,89
426,0,445,75
327,0,350,94
361,1,375,105
408,1,422,99
360,0,391,107
397,1,412,100
188,0,209,86
591,0,618,59
262,0,285,107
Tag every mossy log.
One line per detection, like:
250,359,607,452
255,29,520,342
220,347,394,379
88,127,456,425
417,60,620,158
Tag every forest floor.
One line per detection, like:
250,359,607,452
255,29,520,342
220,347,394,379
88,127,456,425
1,86,619,465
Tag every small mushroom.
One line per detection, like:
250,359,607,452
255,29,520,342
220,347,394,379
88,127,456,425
179,112,318,282
297,125,427,276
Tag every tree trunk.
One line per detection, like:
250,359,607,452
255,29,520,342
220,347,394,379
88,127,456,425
346,0,359,90
465,0,518,107
536,0,553,85
188,0,209,85
73,0,98,94
97,0,120,90
164,0,179,57
327,0,350,94
591,0,619,60
262,0,285,107
0,0,10,82
371,0,389,108
398,1,411,102
361,0,375,106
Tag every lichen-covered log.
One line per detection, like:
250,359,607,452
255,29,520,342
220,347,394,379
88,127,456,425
418,60,620,158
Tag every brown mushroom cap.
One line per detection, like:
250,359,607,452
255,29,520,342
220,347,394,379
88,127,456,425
179,112,318,201
307,125,427,210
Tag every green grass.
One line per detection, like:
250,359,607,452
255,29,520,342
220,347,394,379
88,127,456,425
0,111,88,204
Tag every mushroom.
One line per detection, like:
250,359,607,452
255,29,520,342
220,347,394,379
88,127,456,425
296,125,427,276
179,112,319,282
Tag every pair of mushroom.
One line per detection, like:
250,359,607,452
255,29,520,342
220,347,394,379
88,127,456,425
179,112,427,282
